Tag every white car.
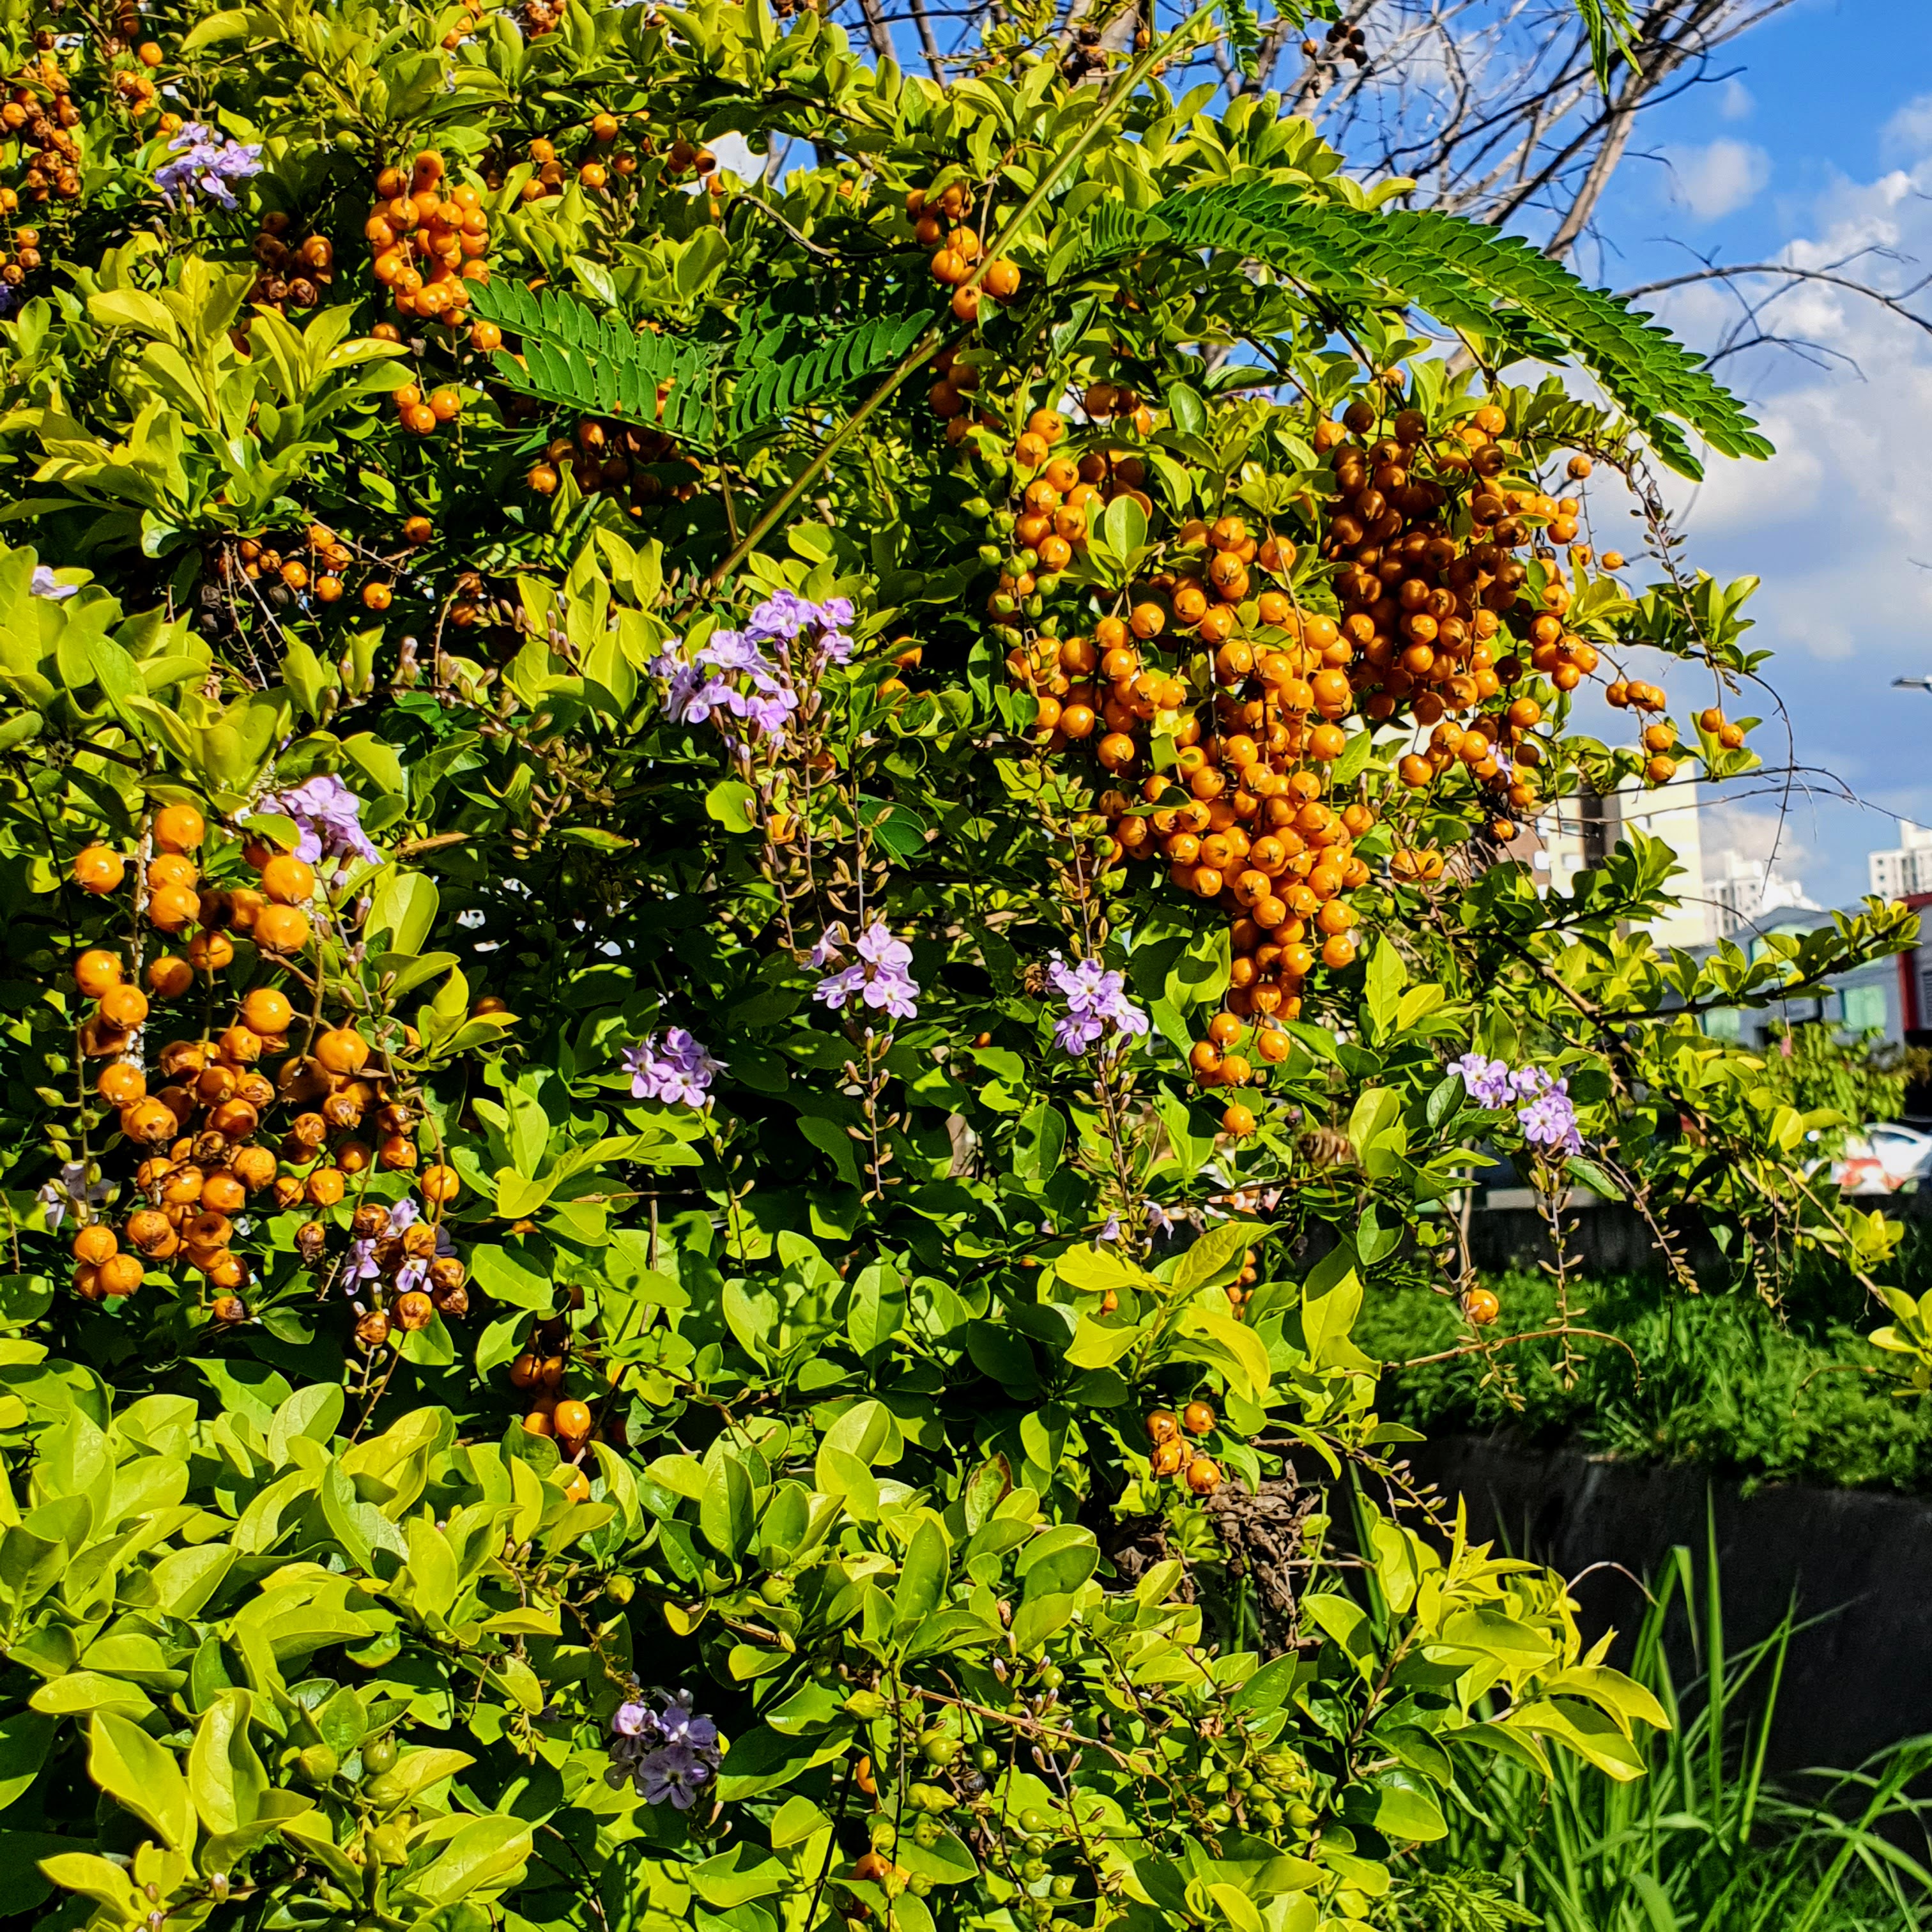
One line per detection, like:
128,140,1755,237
1829,1123,1932,1194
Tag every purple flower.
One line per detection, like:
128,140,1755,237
1046,952,1149,1057
386,1198,419,1234
1519,1080,1583,1154
624,1027,723,1107
744,591,817,641
1452,1053,1517,1110
253,774,380,866
638,1741,712,1809
1453,1054,1584,1154
1099,1215,1122,1243
813,921,919,1022
29,565,74,600
344,1238,380,1285
654,1689,719,1751
1146,1202,1176,1239
394,1258,428,1298
155,121,263,209
607,1685,723,1807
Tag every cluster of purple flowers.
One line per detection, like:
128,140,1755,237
811,921,919,1022
622,1027,724,1108
607,1689,721,1809
155,122,263,210
1452,1053,1583,1155
1046,952,1149,1057
652,593,854,751
254,774,381,866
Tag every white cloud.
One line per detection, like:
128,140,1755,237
1718,78,1754,123
1665,139,1772,220
1882,92,1932,159
1634,140,1932,903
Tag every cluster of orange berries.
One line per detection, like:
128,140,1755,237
364,150,489,324
910,181,1020,324
109,25,164,117
245,211,333,314
3,49,83,203
73,806,316,958
0,222,40,291
1146,1401,1223,1494
222,518,426,613
987,407,1156,612
385,374,466,438
518,120,650,201
65,804,468,1329
526,415,700,510
1225,1246,1262,1322
995,392,1700,1134
510,1328,604,1501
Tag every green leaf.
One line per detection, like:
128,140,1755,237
700,1452,756,1558
88,1711,193,1851
411,1813,532,1905
188,1690,268,1837
0,1710,55,1809
893,1517,949,1630
847,1260,907,1356
705,779,758,833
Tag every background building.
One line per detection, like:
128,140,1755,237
1868,820,1932,900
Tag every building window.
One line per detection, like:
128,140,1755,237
1843,983,1888,1034
1703,1007,1743,1041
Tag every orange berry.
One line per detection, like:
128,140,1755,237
73,845,126,894
97,1254,144,1297
72,1223,118,1266
152,803,206,852
259,854,316,904
73,949,122,997
253,904,311,953
316,1027,370,1075
1184,1455,1223,1496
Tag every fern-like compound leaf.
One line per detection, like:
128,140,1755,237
1075,183,1768,477
467,279,724,450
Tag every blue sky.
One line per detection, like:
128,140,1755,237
1574,0,1932,905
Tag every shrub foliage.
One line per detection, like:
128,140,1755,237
0,3,1917,1930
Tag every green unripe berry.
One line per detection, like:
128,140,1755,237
921,1733,961,1767
605,1574,635,1605
362,1733,397,1775
975,1745,1000,1774
297,1744,338,1786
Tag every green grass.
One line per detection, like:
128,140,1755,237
1358,1253,1932,1493
1384,1531,1932,1930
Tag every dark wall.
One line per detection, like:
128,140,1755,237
1409,1436,1932,1773
1466,1203,1728,1276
